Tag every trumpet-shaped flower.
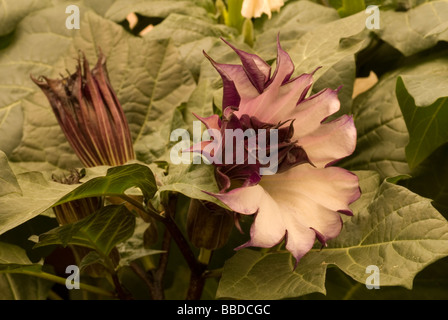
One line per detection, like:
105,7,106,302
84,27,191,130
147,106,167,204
194,39,360,265
241,0,285,19
32,52,134,167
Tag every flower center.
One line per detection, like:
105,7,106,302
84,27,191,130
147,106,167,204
214,111,310,191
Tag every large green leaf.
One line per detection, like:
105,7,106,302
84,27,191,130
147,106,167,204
398,141,448,220
311,55,356,119
304,257,448,300
116,218,164,268
0,151,21,197
0,4,75,167
0,5,196,170
216,171,448,299
375,0,448,56
0,153,78,235
183,77,217,133
0,155,150,237
254,0,369,79
396,77,448,169
254,1,340,59
339,70,410,179
0,0,51,36
143,14,236,79
337,0,366,17
251,1,369,116
341,52,448,178
35,205,135,256
0,241,52,300
257,5,368,79
105,0,214,22
125,37,196,164
399,66,448,107
55,164,157,206
158,164,221,205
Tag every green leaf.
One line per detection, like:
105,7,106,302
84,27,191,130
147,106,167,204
254,1,340,59
0,150,21,197
396,77,448,169
116,218,164,268
35,205,135,256
183,77,216,132
105,0,214,22
0,157,77,235
0,242,52,300
342,52,448,178
78,251,105,273
399,143,448,218
255,2,368,81
311,55,356,119
158,164,221,205
0,6,196,171
288,11,368,77
376,1,448,56
143,13,236,79
304,257,448,300
226,0,244,31
0,0,51,36
216,171,448,299
55,163,157,206
0,4,76,168
337,0,366,18
399,62,448,107
127,37,196,163
340,71,410,179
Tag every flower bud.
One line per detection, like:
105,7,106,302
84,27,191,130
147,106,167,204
187,199,234,250
32,51,134,167
241,0,285,19
51,169,118,277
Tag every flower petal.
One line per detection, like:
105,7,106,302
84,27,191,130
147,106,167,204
268,0,285,12
203,51,258,107
260,163,361,215
242,0,272,18
298,115,357,168
291,88,341,139
236,72,314,123
210,185,287,247
194,113,221,131
222,38,271,94
210,163,359,263
267,39,295,87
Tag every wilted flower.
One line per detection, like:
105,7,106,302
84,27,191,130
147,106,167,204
193,39,361,265
31,51,134,167
241,0,285,19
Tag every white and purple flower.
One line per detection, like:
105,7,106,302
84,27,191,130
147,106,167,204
241,0,285,19
193,38,361,265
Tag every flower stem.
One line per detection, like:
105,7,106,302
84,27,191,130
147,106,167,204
198,248,212,265
186,248,213,300
17,270,115,298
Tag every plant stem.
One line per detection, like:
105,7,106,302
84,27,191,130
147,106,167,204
121,192,209,299
18,270,115,298
198,248,212,265
149,226,172,300
47,290,63,300
203,267,223,279
186,248,212,300
186,262,208,300
117,194,163,221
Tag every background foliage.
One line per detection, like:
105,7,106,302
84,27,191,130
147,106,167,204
0,0,447,300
